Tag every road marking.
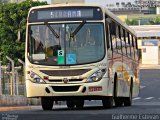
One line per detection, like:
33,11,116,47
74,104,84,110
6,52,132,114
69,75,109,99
132,97,141,100
145,97,154,100
140,85,146,89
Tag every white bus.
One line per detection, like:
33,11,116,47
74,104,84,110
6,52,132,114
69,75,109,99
25,4,140,110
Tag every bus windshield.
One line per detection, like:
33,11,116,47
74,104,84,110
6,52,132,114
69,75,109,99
27,23,105,66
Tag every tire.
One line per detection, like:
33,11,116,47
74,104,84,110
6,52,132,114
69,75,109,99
66,100,75,109
41,97,53,110
75,100,84,109
102,97,113,109
113,73,118,98
114,97,123,107
124,88,132,106
113,74,123,107
124,81,133,106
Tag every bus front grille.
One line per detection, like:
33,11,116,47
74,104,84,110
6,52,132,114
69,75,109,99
40,69,90,76
51,86,80,92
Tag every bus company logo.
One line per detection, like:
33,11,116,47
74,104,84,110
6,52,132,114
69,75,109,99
63,78,69,84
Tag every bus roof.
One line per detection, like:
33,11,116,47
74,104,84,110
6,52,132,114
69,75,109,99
29,4,137,37
104,8,137,37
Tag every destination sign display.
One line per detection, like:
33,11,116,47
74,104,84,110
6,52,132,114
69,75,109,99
28,7,103,22
38,9,93,20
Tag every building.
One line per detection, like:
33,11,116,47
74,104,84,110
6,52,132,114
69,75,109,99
51,0,159,15
130,25,160,65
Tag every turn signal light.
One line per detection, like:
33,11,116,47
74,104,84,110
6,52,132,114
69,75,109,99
27,71,30,74
43,76,49,80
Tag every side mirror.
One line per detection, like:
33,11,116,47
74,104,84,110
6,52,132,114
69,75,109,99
106,18,116,35
18,19,27,42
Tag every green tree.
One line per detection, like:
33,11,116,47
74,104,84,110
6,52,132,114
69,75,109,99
148,17,160,25
125,17,160,25
0,0,47,65
125,18,138,25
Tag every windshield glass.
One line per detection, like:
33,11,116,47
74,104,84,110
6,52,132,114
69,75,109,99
27,23,105,65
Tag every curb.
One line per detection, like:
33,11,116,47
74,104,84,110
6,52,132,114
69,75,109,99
0,106,32,112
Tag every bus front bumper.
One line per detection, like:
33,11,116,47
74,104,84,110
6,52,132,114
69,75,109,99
26,78,113,99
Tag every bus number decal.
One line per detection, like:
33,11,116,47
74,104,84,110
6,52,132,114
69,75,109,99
58,50,64,56
58,50,64,64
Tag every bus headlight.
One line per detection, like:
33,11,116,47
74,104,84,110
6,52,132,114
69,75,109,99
30,72,46,84
87,69,106,82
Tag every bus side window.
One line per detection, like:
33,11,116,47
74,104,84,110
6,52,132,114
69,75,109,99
122,28,127,56
135,38,139,61
105,17,113,51
132,35,134,47
127,32,131,58
133,37,138,61
115,25,119,53
135,37,138,49
109,21,116,35
130,35,135,59
105,18,116,53
109,21,116,52
105,22,110,49
117,26,122,54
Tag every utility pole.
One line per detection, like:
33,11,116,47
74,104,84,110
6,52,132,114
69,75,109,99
0,52,3,95
18,59,26,95
0,61,2,96
138,18,141,26
15,69,19,95
6,56,15,96
18,59,25,79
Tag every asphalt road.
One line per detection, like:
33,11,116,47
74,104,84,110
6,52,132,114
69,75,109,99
1,69,160,120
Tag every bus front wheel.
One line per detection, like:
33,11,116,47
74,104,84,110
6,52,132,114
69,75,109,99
75,100,84,109
41,97,53,110
66,100,75,109
114,97,123,107
102,97,113,108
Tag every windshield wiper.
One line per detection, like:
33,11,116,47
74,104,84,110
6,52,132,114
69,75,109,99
45,22,60,38
70,20,86,38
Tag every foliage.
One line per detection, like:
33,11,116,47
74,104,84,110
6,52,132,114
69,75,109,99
0,0,47,65
125,17,160,25
125,18,139,25
148,17,160,25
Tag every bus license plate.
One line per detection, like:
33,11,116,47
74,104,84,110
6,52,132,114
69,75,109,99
89,86,102,92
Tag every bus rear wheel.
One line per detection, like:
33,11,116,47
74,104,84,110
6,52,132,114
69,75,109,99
124,81,133,106
124,89,132,106
41,97,53,110
102,97,113,109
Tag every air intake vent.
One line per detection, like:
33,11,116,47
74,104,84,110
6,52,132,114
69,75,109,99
40,69,90,76
52,86,80,92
